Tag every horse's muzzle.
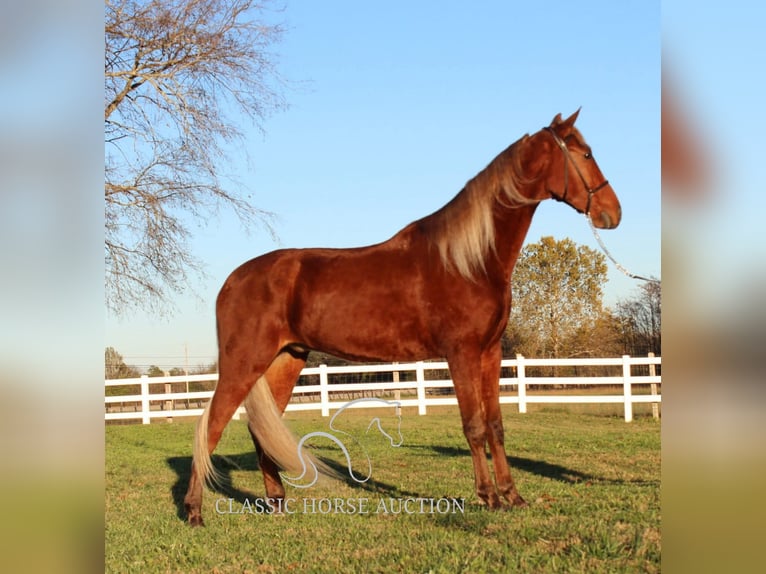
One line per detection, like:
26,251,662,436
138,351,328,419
596,207,621,229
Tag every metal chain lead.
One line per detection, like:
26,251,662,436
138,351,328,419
586,214,659,283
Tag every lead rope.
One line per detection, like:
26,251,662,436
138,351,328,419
586,213,659,283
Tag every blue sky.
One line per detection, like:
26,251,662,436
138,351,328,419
106,1,660,372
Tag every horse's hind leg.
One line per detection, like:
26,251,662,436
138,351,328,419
184,336,281,526
247,347,308,505
184,371,260,526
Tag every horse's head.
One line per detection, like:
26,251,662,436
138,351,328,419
533,110,622,229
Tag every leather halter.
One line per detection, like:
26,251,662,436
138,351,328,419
543,126,610,215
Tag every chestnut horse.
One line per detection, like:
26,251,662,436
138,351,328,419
184,110,621,526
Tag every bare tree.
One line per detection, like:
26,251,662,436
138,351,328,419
105,0,286,313
616,280,661,356
105,347,140,379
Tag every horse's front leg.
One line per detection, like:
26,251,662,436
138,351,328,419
448,352,503,509
480,343,527,508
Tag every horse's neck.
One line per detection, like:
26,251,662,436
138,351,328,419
490,202,539,283
466,138,542,282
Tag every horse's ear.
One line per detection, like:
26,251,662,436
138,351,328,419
549,108,581,136
561,108,581,130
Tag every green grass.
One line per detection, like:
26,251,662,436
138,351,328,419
106,406,660,573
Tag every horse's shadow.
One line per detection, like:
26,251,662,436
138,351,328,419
414,444,657,486
167,453,258,521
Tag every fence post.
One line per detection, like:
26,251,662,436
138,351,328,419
649,352,659,419
393,362,401,416
622,355,633,423
164,382,173,423
416,361,426,415
319,364,329,417
516,354,527,414
140,375,150,425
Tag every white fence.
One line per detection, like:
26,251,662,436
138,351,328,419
105,354,660,424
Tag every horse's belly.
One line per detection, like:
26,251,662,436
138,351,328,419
292,280,437,362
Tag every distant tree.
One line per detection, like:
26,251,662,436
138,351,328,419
105,346,141,379
567,310,624,358
506,236,609,358
615,280,661,356
191,361,218,375
105,0,286,314
168,367,185,376
147,365,165,377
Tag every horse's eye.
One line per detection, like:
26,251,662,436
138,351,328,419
584,152,592,160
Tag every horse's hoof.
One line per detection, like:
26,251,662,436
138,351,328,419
187,514,205,527
484,494,504,510
511,495,528,508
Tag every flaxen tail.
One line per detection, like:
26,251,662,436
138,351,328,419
192,376,339,489
245,377,341,484
192,398,225,488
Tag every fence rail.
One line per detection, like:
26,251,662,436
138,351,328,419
105,354,660,424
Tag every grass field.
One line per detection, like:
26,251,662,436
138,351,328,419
105,406,660,573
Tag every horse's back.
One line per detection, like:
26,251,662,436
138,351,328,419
216,238,441,362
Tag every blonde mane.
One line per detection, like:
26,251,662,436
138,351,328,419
422,136,541,279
